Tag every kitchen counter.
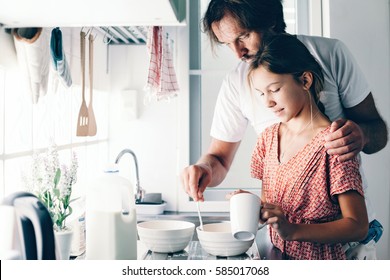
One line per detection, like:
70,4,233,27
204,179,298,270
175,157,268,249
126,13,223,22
138,241,260,260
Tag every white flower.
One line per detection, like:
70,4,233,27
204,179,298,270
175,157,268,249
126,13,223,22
23,143,78,231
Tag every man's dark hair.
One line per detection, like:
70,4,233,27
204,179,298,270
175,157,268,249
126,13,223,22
202,0,286,47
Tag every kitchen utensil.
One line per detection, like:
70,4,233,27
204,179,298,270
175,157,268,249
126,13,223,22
137,220,195,253
0,191,56,260
196,222,254,257
230,192,261,241
76,31,88,136
196,202,204,231
87,33,97,136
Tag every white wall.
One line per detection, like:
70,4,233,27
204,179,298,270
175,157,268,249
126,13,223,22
107,27,189,211
323,0,390,260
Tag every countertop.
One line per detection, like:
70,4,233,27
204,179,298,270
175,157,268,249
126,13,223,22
138,241,261,260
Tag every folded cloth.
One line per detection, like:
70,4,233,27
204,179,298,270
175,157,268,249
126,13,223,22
0,27,17,68
144,26,179,102
342,219,384,260
361,219,383,244
343,239,377,260
13,28,50,104
50,27,72,88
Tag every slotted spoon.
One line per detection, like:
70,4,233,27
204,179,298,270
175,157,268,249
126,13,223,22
76,31,88,136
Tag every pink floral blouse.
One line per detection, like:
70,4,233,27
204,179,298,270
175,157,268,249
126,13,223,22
251,123,364,260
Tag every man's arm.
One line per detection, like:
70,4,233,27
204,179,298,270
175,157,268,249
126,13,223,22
181,139,240,201
325,93,388,161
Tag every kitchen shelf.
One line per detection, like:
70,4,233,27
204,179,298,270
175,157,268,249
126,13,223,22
95,26,148,45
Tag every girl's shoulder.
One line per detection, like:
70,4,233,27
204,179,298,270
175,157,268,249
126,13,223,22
261,123,280,138
314,125,332,144
257,123,280,150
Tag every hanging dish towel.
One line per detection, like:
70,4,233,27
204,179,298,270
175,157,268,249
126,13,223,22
50,27,72,88
0,27,17,68
13,28,49,104
144,26,179,102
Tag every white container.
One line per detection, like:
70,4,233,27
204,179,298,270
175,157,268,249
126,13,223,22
69,196,86,257
86,165,137,260
68,212,85,257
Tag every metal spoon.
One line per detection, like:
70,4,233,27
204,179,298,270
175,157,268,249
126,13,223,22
196,202,204,231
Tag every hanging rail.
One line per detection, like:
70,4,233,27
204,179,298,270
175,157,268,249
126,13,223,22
95,26,147,45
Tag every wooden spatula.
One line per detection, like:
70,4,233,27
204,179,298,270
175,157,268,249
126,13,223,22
88,33,97,136
76,31,88,136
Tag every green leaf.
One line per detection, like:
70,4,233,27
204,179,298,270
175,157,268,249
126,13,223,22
53,188,60,198
70,196,81,204
54,168,61,187
64,206,73,220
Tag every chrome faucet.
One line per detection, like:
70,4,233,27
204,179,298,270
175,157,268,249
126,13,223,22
115,149,144,203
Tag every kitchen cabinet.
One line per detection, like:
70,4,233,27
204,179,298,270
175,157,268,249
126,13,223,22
0,0,186,27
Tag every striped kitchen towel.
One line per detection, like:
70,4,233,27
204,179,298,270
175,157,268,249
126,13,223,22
144,26,179,102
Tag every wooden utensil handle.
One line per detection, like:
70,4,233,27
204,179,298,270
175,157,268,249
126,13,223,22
80,31,86,100
89,34,94,103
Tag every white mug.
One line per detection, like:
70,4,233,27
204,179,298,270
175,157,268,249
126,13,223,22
230,192,261,241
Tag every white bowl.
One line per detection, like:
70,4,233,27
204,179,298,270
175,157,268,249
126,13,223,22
137,220,195,253
197,222,254,257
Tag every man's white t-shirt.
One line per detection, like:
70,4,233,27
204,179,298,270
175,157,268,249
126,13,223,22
210,35,374,220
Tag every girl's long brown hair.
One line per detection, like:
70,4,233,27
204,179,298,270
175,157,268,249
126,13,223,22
248,33,326,114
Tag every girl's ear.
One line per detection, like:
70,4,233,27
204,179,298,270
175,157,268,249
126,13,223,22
300,71,313,91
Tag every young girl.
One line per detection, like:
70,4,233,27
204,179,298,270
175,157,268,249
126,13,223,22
248,34,369,260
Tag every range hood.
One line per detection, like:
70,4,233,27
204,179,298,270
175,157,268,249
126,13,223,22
0,0,186,28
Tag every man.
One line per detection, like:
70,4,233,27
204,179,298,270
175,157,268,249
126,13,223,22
181,0,387,259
